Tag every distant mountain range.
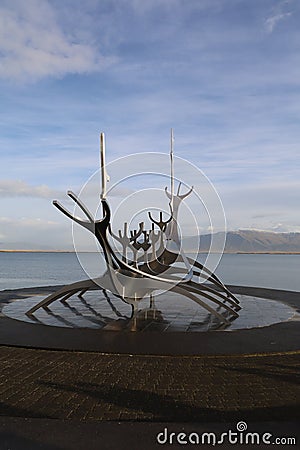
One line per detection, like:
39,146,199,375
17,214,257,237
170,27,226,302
1,230,300,253
184,230,300,253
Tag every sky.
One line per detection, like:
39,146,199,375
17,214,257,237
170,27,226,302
0,0,299,250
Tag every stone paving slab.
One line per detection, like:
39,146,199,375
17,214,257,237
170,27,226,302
0,346,299,423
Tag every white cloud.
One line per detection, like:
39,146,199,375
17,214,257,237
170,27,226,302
219,181,300,233
265,11,292,33
0,216,58,227
0,0,116,82
0,215,72,250
270,223,297,233
0,179,61,198
265,0,293,34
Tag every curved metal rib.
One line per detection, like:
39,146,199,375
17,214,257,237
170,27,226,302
171,284,231,325
188,257,239,303
184,282,239,317
67,191,95,223
26,279,100,316
53,200,94,232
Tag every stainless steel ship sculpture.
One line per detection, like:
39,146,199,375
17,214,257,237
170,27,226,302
26,132,241,327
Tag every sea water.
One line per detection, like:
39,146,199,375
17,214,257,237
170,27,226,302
0,252,299,292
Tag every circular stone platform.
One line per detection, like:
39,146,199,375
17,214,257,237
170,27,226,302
1,290,296,332
0,285,299,355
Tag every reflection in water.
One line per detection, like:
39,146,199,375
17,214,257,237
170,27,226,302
1,289,297,332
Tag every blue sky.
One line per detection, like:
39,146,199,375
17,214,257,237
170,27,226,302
0,0,299,250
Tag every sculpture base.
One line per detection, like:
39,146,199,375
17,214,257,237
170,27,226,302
0,285,299,355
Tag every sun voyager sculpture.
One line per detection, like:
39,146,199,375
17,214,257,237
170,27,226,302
26,131,241,329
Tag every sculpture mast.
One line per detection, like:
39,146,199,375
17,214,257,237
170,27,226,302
100,132,109,199
170,128,174,213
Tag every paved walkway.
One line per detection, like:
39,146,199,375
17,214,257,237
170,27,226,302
0,346,299,448
0,284,299,448
0,346,299,423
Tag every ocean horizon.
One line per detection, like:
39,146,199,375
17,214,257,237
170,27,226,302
1,252,299,293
